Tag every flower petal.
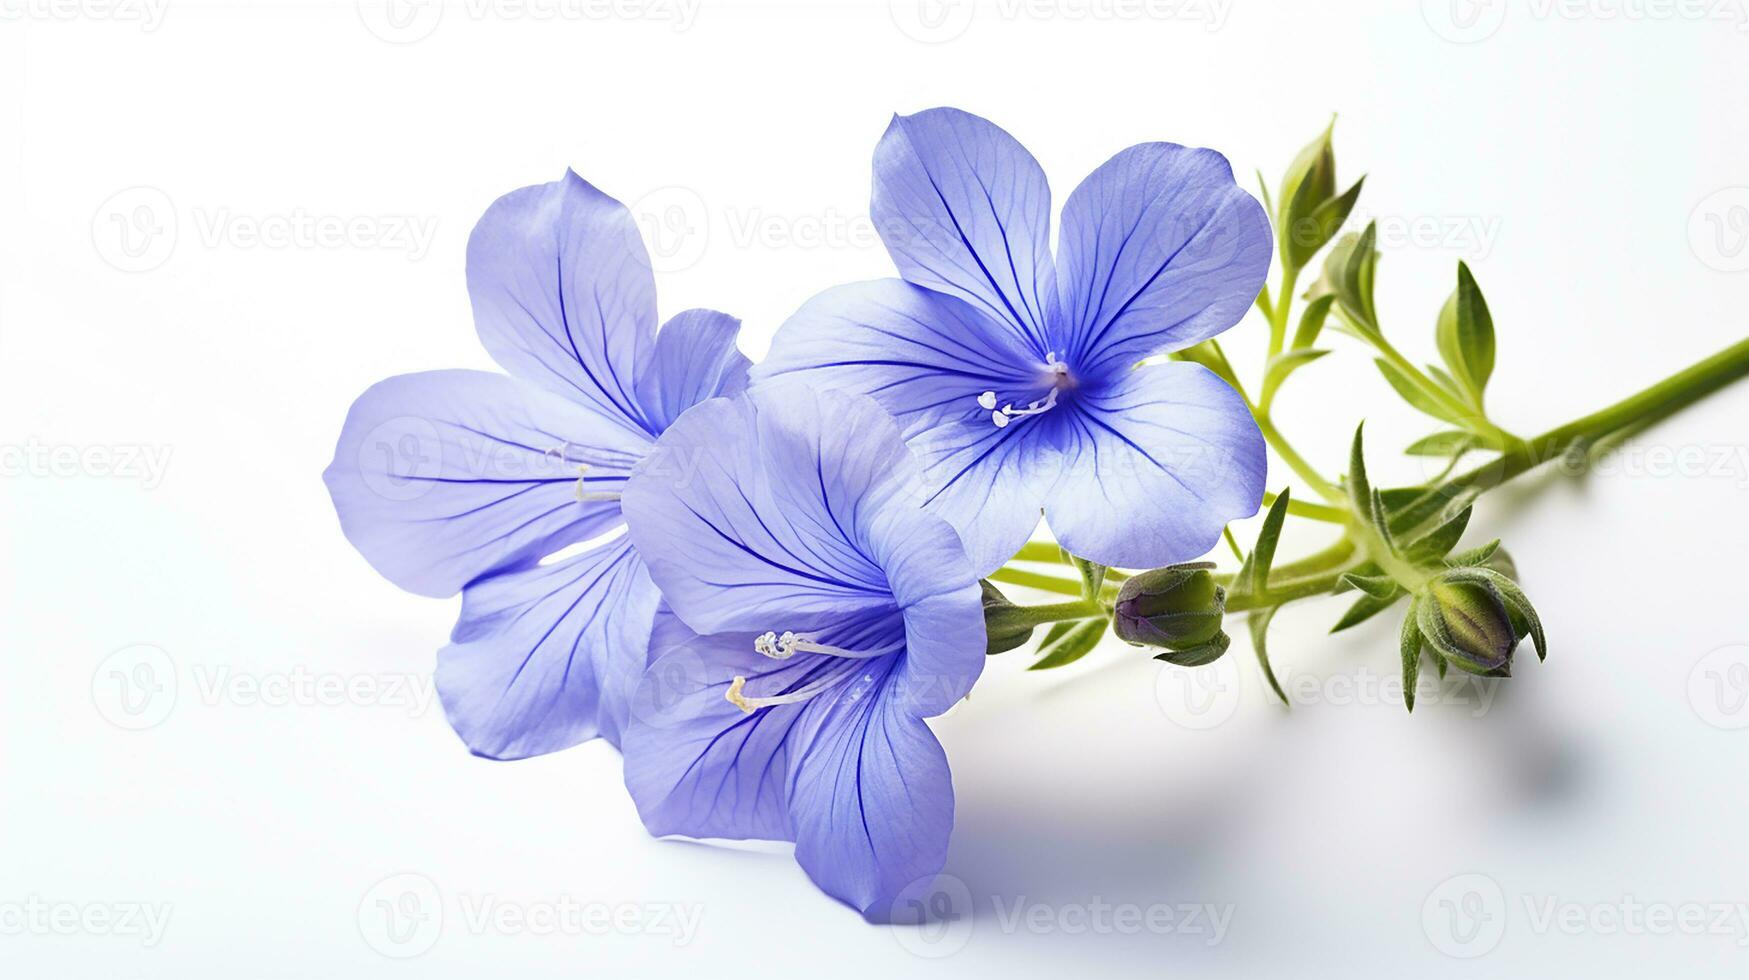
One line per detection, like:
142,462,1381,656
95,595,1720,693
754,279,1055,575
323,369,648,597
1053,143,1271,376
621,622,811,842
622,384,925,638
632,309,751,433
789,681,957,921
872,108,1055,349
1045,361,1265,569
467,170,661,434
436,534,660,757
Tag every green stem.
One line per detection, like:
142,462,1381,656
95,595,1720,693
985,598,1106,634
1256,411,1343,502
1447,337,1749,495
1268,264,1300,358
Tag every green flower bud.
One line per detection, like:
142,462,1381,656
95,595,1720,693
1416,571,1519,675
1276,118,1363,270
1113,563,1227,654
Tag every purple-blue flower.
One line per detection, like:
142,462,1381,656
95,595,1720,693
323,170,750,758
618,383,984,919
755,107,1272,574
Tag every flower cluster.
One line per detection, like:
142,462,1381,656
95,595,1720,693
324,107,1273,918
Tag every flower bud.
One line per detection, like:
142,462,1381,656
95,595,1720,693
1276,118,1362,270
1416,572,1519,675
1113,563,1227,653
980,581,1035,655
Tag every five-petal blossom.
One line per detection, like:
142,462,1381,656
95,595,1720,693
323,170,750,759
619,383,985,920
755,107,1272,574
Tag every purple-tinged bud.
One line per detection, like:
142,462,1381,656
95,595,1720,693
1113,563,1227,655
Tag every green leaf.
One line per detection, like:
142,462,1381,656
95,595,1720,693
1249,608,1290,707
1071,556,1107,601
1330,590,1404,633
1404,431,1474,457
1436,261,1497,408
1400,598,1423,713
1256,169,1275,224
1307,224,1380,334
1238,488,1293,595
1346,424,1372,517
1340,572,1400,599
1154,632,1231,667
1284,176,1365,270
1369,488,1396,554
1263,348,1331,398
1376,358,1465,425
1028,618,1108,670
1292,294,1336,350
1405,505,1472,563
1446,539,1502,568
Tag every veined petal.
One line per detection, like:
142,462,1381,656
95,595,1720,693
1053,143,1270,375
632,309,751,433
467,170,660,435
754,279,1055,576
436,534,660,758
323,370,649,597
789,680,957,921
873,108,1055,350
622,385,926,638
1045,361,1265,569
622,621,812,842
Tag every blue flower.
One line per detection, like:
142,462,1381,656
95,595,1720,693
323,171,750,758
618,383,985,919
754,107,1272,573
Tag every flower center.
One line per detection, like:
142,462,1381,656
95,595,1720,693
724,630,902,713
976,352,1074,429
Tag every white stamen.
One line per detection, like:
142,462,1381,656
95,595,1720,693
753,630,898,661
977,352,1072,428
726,671,863,714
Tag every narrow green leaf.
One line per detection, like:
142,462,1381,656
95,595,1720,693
1292,294,1336,350
1285,175,1365,269
1376,358,1465,425
1436,261,1497,407
1445,539,1502,568
1028,618,1107,670
1249,608,1290,707
1404,431,1474,457
1263,348,1332,395
1330,591,1403,633
1369,488,1396,553
1347,424,1372,517
1071,556,1106,602
1405,505,1472,562
1340,572,1400,599
1242,488,1293,595
1400,599,1423,712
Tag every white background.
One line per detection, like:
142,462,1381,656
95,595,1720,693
5,0,1749,976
